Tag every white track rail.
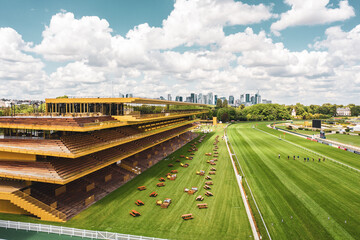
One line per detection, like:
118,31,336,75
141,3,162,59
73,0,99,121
224,125,271,240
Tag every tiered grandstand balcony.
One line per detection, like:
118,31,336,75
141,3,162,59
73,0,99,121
0,119,196,158
0,124,196,184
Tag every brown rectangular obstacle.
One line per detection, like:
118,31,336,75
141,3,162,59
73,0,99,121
135,200,144,206
205,176,212,180
171,170,178,173
181,214,193,220
138,186,146,191
196,195,204,201
149,191,158,197
205,181,213,185
197,203,208,209
203,185,211,190
205,191,213,197
130,210,141,217
209,171,216,175
159,177,165,182
157,182,165,187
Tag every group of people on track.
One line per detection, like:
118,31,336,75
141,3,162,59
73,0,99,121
278,154,325,162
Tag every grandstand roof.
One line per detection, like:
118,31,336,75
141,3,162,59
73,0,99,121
46,97,210,106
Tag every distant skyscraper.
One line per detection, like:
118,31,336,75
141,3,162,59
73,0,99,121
256,91,261,105
119,93,124,98
207,92,213,105
167,94,172,101
240,94,244,104
186,96,191,102
203,95,207,105
175,96,180,101
229,95,234,105
250,96,255,104
190,93,197,103
214,95,218,105
126,93,133,98
179,96,183,102
245,94,250,103
198,93,203,104
159,96,165,100
254,91,261,104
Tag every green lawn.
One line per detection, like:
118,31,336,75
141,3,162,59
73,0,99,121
326,134,360,147
0,125,252,240
227,122,360,240
276,125,318,136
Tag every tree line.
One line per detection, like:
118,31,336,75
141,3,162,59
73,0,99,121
201,99,360,122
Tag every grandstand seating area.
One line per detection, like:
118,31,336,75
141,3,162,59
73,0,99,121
0,116,116,127
0,124,196,184
59,120,193,154
0,119,194,158
0,161,61,180
0,139,70,154
23,130,197,220
0,97,207,222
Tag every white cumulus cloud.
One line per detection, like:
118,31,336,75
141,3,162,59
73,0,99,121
271,0,355,35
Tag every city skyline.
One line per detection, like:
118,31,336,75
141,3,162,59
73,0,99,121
0,0,360,105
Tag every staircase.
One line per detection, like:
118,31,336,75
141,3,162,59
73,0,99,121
119,163,141,175
9,190,66,222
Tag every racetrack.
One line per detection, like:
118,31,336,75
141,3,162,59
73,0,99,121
227,122,360,240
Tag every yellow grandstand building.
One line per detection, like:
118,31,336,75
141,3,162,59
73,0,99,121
0,97,208,222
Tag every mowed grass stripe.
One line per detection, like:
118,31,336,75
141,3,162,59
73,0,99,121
240,127,355,239
258,124,360,170
230,126,331,240
228,123,360,240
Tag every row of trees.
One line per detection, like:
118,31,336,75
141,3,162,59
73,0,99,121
287,103,360,118
201,100,360,123
0,104,46,116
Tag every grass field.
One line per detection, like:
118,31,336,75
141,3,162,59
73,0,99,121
326,134,360,147
275,125,317,136
0,125,252,239
227,122,360,240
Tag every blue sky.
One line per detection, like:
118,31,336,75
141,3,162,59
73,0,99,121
0,0,359,104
